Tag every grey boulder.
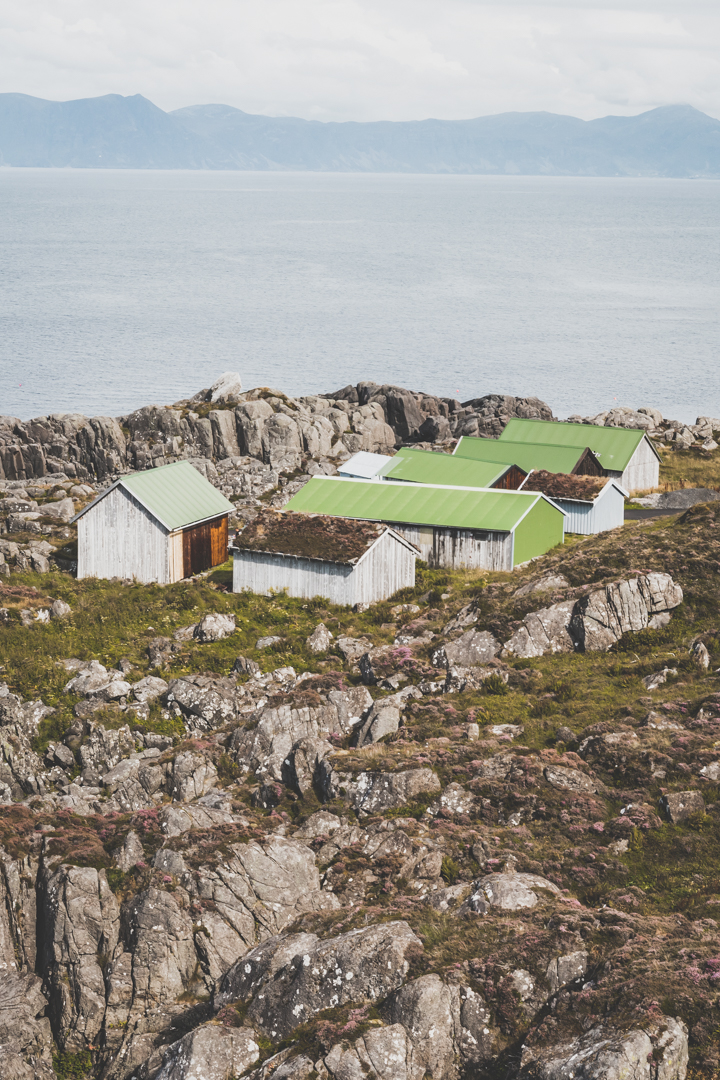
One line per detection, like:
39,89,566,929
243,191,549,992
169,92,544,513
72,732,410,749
502,601,576,659
464,872,560,913
221,921,421,1040
306,623,333,654
661,791,705,823
194,613,236,642
155,1021,260,1080
519,1017,688,1080
433,629,500,668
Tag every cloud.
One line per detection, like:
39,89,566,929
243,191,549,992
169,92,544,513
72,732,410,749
0,0,718,121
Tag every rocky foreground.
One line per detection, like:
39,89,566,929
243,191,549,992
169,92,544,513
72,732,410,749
2,379,720,1080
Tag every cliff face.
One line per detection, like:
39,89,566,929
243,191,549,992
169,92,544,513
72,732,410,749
0,381,553,484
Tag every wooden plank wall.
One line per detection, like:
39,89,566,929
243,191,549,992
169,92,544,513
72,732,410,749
181,515,228,577
494,465,527,490
389,523,512,570
233,549,355,603
77,486,169,583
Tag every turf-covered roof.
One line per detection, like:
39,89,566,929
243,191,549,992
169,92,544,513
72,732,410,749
73,461,233,532
284,476,557,533
233,509,395,564
454,436,592,474
521,471,609,502
499,418,656,471
380,448,513,488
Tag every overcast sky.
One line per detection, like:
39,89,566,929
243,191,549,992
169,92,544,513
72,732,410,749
0,0,718,122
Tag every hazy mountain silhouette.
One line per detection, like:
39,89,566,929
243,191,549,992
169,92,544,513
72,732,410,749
1,93,719,175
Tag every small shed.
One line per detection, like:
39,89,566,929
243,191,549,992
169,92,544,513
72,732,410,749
231,509,418,605
521,472,628,534
338,451,393,479
499,418,660,492
454,436,604,478
284,477,565,571
380,447,528,490
72,460,234,583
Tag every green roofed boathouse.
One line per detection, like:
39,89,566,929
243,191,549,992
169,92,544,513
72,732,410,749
380,447,528,490
453,436,605,479
284,476,564,570
72,460,234,583
499,418,660,492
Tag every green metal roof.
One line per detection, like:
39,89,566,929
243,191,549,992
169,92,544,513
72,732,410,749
380,448,511,488
284,477,556,533
499,418,653,471
454,436,591,474
119,461,233,531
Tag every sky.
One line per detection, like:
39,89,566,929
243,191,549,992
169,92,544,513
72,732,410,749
0,0,718,123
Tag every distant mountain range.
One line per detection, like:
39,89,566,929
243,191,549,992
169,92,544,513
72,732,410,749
1,93,719,175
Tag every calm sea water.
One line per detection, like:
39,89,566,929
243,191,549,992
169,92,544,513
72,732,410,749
1,169,718,424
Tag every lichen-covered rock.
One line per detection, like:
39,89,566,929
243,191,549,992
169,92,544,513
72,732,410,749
546,950,588,993
283,737,333,796
661,791,705,823
121,887,197,1006
219,921,421,1040
37,863,120,1049
194,613,236,642
519,1017,688,1079
502,601,576,659
132,675,169,702
306,623,333,654
344,768,441,815
354,704,401,747
382,973,494,1078
570,573,683,652
233,701,344,780
171,751,218,802
0,972,54,1080
463,872,561,913
166,674,240,731
432,629,500,668
544,765,599,794
154,1021,260,1080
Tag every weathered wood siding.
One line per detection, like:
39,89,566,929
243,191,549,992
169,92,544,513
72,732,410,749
614,438,659,493
77,486,170,583
556,483,625,535
351,529,416,604
390,523,512,571
232,530,415,605
572,447,605,477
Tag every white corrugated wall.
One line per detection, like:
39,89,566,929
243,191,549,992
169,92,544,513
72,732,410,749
618,439,660,493
77,486,170,583
556,484,625,535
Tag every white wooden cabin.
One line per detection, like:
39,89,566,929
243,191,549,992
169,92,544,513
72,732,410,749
232,509,418,605
522,473,627,535
71,460,234,584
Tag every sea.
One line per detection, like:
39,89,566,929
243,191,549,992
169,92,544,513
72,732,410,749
1,169,718,424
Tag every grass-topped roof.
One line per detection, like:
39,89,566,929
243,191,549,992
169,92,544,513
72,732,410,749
233,509,392,565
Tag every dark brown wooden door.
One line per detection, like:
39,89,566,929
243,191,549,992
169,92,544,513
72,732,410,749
182,515,229,577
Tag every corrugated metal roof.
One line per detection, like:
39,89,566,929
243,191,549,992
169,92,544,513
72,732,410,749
338,451,393,479
285,476,551,532
499,418,650,471
120,461,233,531
454,436,589,474
380,448,509,488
